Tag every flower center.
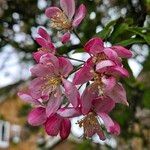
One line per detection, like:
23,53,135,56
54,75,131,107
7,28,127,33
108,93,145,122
50,12,72,30
92,53,107,63
77,112,102,137
38,47,49,52
42,76,61,92
93,73,104,96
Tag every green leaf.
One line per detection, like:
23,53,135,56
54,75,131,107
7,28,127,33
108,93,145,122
96,20,116,39
110,23,129,43
116,38,145,46
127,27,150,44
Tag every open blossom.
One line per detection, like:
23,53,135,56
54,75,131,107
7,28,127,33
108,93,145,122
29,53,79,117
73,37,132,106
75,96,120,140
45,0,86,43
33,27,56,62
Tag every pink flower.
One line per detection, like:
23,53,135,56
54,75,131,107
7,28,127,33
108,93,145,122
73,38,132,85
76,96,120,140
28,107,47,126
45,107,80,139
33,27,56,62
45,0,86,43
45,114,71,139
30,53,79,117
27,106,80,140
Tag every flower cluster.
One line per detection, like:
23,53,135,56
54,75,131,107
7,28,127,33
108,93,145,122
18,0,132,140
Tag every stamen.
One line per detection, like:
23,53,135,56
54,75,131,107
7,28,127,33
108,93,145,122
77,113,102,138
50,12,71,30
38,47,49,52
42,76,61,92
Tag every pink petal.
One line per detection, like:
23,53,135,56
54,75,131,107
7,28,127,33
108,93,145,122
60,119,71,139
96,60,115,72
46,88,62,117
72,4,86,27
35,37,48,47
60,0,75,20
33,51,45,63
106,66,129,77
57,107,81,118
61,32,71,44
38,27,51,42
98,113,120,135
58,57,73,77
45,114,62,136
102,76,116,92
30,64,54,77
18,91,41,105
111,46,133,58
62,79,79,108
103,48,121,65
73,64,93,85
81,84,99,114
40,53,59,68
93,97,115,113
84,37,104,55
45,7,62,19
29,78,44,99
96,129,106,141
40,53,59,74
106,83,129,106
28,107,47,126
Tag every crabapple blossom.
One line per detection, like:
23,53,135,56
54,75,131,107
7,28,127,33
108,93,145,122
45,0,86,43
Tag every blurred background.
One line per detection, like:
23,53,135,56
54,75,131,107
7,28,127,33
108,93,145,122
0,0,150,149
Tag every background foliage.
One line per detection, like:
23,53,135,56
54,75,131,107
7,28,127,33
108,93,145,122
0,0,150,149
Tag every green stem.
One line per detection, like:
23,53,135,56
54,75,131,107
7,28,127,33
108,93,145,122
73,29,84,46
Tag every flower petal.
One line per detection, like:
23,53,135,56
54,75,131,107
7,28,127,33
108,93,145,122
62,79,79,108
102,76,116,92
81,84,99,114
45,114,62,136
30,64,54,77
73,64,93,85
111,46,133,58
106,83,129,106
18,91,41,105
29,78,44,99
61,32,71,44
96,60,115,73
46,88,62,117
57,107,81,118
106,66,129,77
60,0,75,19
93,97,115,113
38,27,51,42
45,7,62,19
28,107,46,126
35,37,48,47
33,51,46,63
58,57,73,77
84,37,104,55
103,48,121,65
98,113,120,135
96,129,106,141
72,4,86,27
60,119,71,139
40,53,59,68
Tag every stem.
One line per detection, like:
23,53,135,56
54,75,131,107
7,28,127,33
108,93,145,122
70,64,83,75
73,29,84,46
62,55,85,63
